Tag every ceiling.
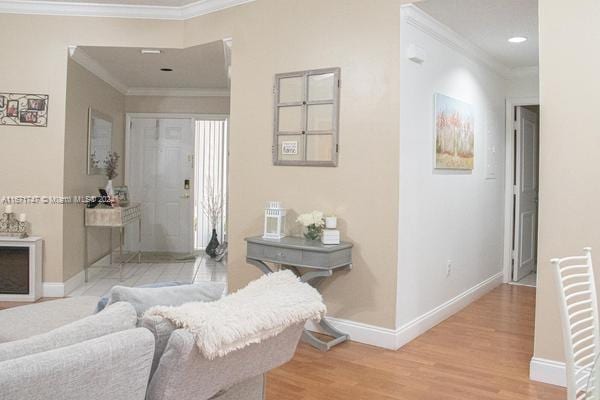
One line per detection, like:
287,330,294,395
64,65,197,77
415,0,539,69
74,40,230,94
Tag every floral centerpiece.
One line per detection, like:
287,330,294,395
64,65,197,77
297,211,325,241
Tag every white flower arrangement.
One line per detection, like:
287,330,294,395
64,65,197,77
296,211,325,240
296,211,325,227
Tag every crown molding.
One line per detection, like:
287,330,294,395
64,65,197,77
401,4,512,79
70,46,129,94
126,87,230,97
0,0,254,20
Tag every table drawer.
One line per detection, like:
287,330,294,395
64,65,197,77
261,246,303,265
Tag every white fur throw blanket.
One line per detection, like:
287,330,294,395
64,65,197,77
144,270,326,359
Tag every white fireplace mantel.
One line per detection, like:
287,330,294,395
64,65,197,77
0,236,43,302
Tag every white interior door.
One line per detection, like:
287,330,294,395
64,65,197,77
128,117,194,254
513,107,539,281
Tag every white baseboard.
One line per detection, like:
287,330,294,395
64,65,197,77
306,272,504,350
42,270,86,298
305,317,399,350
394,272,504,348
64,270,86,296
530,357,566,387
42,282,64,298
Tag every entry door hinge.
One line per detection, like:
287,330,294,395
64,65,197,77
513,119,519,131
512,249,517,260
513,185,518,195
129,120,133,130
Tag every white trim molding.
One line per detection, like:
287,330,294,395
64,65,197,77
42,269,86,298
401,4,539,80
0,0,254,20
530,357,567,387
70,46,129,94
401,4,512,79
307,272,503,350
502,96,540,283
394,272,503,348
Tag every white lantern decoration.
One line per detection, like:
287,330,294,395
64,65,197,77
263,201,286,240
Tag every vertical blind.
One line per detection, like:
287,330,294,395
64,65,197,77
194,119,229,250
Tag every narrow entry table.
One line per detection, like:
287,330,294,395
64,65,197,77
245,235,353,351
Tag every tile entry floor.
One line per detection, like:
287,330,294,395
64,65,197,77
68,253,227,297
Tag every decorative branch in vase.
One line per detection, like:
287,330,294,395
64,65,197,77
297,211,325,241
201,175,224,258
104,152,120,201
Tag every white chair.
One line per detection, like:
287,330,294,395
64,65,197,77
552,247,600,400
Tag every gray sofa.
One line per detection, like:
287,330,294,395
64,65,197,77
0,292,305,400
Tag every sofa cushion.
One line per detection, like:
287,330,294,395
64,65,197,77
0,302,137,362
0,328,155,400
0,296,100,343
107,282,225,317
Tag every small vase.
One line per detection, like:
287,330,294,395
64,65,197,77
206,229,220,258
105,179,114,197
304,226,322,241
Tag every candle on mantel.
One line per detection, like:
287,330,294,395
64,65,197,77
17,213,26,222
4,205,12,214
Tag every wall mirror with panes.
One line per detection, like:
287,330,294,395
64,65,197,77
273,67,341,166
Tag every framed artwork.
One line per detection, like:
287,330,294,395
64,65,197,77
434,93,474,170
0,93,49,127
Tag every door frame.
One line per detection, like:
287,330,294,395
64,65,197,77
502,97,539,283
124,113,228,253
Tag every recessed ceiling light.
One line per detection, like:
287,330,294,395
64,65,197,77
508,36,528,44
160,68,173,72
141,49,161,54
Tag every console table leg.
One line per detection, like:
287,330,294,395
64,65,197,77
119,227,124,281
84,226,89,283
246,258,274,275
109,229,113,265
138,217,142,263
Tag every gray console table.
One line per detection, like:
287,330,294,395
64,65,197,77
245,235,353,351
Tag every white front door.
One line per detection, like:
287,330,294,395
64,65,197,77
513,107,539,281
128,118,194,254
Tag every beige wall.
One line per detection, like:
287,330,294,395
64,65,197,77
534,0,600,362
63,59,126,281
0,13,182,283
125,95,230,115
1,0,403,328
183,0,404,328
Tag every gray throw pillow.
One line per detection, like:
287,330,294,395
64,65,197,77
107,282,226,317
95,281,183,313
0,302,137,362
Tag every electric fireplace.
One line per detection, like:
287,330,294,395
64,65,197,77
0,237,42,301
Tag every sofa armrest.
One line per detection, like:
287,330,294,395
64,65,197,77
146,323,304,400
0,328,155,400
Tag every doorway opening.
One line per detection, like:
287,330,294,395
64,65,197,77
506,100,540,288
66,39,231,293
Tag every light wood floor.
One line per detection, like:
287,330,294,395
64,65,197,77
266,284,565,400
